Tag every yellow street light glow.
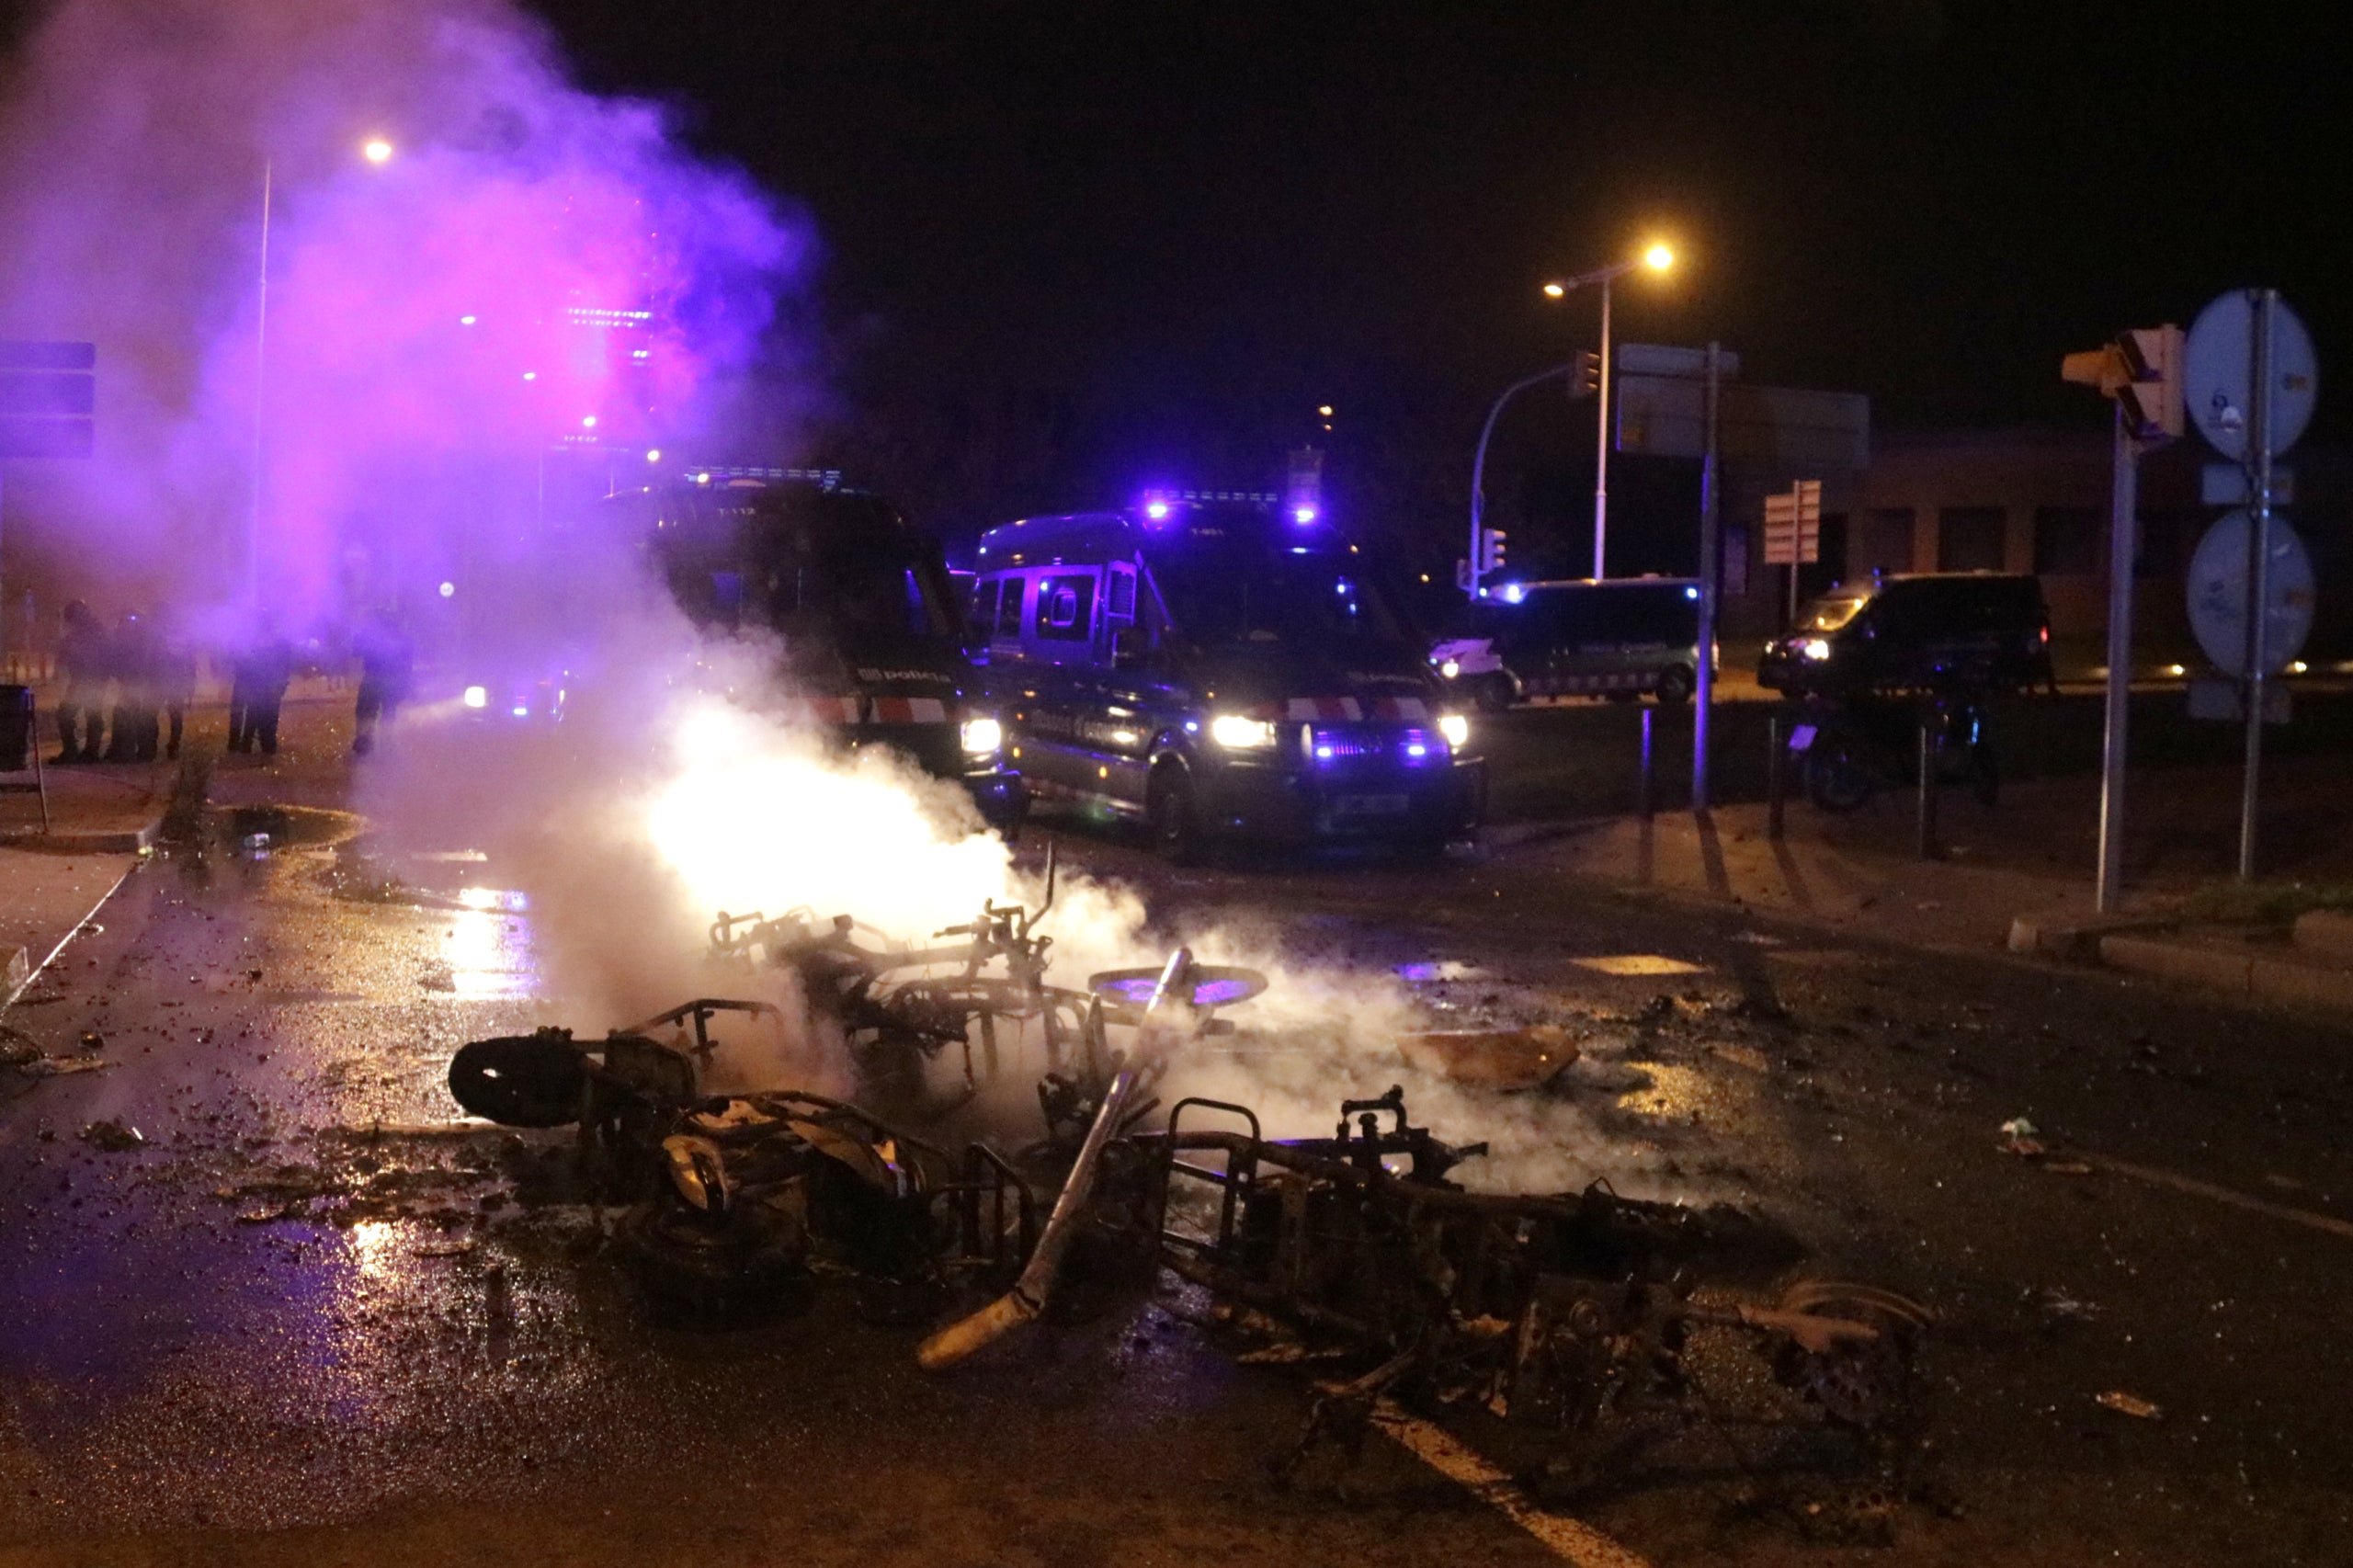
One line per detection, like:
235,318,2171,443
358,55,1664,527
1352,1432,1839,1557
1643,243,1675,272
361,138,394,164
1541,281,1566,299
1317,404,1334,416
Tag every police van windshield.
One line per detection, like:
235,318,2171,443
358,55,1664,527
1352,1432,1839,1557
664,486,958,642
1800,592,1869,632
1150,551,1410,650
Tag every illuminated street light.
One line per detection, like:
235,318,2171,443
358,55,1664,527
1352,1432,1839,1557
1539,242,1679,579
361,137,394,165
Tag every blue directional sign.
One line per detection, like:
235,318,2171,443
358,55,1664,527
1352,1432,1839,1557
0,339,97,459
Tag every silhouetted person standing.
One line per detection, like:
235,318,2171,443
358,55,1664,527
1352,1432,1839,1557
52,601,108,763
229,621,294,756
351,609,414,757
159,620,198,760
104,612,161,763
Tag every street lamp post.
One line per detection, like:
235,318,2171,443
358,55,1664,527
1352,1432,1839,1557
249,138,394,608
1542,243,1673,579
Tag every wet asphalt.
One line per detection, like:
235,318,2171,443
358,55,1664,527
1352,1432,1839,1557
4,805,2353,1565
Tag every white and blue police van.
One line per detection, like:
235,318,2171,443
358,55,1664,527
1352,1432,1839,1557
968,493,1483,862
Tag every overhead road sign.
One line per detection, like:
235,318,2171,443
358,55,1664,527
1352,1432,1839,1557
2184,290,2317,460
1617,377,1869,471
1615,342,1742,381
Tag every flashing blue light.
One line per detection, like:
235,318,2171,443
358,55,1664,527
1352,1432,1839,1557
510,705,530,718
1405,743,1428,758
1144,499,1171,520
1314,744,1334,759
1684,585,1700,600
1292,505,1318,524
1289,546,1311,555
1501,582,1527,604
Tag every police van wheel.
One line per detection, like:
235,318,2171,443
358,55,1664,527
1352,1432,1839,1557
1149,768,1204,866
1654,666,1693,706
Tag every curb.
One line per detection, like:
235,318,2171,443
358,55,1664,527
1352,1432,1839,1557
2096,929,2353,1012
0,815,163,855
2007,911,2174,961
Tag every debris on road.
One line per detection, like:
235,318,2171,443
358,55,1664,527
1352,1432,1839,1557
17,1055,113,1077
2095,1391,2163,1420
1397,1025,1578,1090
1997,1117,2046,1157
78,1118,146,1151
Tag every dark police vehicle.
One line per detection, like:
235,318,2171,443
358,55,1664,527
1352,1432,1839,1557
969,493,1483,861
1758,572,2053,698
623,466,1025,829
1429,577,1706,710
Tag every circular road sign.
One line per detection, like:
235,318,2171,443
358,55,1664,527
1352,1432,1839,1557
2184,290,2319,460
2187,508,2315,676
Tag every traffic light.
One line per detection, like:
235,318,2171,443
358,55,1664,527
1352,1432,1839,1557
2062,324,2182,443
1476,528,1507,576
2116,324,2184,441
1573,349,1602,398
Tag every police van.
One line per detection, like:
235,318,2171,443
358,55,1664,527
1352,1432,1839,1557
969,494,1483,861
619,466,1026,829
1430,577,1706,710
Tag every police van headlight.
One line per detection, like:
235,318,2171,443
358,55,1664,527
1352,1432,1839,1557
1210,713,1278,749
960,716,1005,756
1438,712,1471,749
1800,638,1832,662
462,685,488,709
1438,658,1461,679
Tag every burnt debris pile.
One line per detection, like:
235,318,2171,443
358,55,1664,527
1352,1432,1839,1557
441,881,1937,1498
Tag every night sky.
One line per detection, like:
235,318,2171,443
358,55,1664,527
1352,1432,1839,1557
526,0,2344,563
17,0,2343,573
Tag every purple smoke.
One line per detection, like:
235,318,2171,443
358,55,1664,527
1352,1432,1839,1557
0,0,813,632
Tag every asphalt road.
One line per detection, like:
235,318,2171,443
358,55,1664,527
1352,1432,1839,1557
5,801,2353,1565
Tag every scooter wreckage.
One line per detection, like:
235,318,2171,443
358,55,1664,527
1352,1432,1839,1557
446,849,1934,1489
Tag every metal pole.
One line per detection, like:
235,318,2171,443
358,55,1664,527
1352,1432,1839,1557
1767,713,1786,840
1691,341,1722,812
248,158,272,611
1915,712,1940,859
1637,705,1654,819
2238,289,2276,881
1593,276,1613,579
1468,363,1579,602
2096,403,2140,913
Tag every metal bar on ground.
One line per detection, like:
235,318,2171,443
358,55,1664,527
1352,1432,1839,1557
1766,714,1784,840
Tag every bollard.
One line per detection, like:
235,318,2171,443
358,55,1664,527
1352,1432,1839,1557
1915,716,1941,860
1638,706,1654,820
1767,714,1785,840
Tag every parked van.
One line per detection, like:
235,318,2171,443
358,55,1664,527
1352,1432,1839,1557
969,498,1483,860
1429,577,1705,710
618,466,1027,829
1757,572,2052,697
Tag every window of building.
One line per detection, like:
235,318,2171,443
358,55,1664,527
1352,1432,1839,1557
2032,506,2101,575
1860,507,1915,574
1937,506,2007,572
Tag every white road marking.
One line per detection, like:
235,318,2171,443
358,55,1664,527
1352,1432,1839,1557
1369,1397,1655,1568
2,861,138,1012
2070,1149,2353,1243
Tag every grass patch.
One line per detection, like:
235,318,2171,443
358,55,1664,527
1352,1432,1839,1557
2177,881,2353,926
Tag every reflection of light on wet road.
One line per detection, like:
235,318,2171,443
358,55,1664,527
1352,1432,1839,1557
344,1218,415,1287
1621,1062,1729,1120
445,891,540,999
